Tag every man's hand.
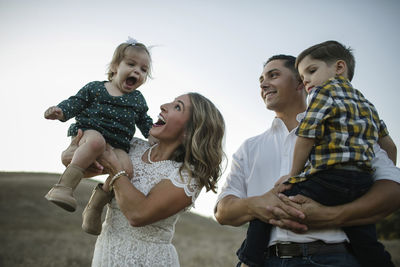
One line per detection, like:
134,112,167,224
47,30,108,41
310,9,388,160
250,185,306,223
61,129,104,177
215,184,305,227
215,185,306,227
44,106,64,120
268,193,336,232
271,179,400,232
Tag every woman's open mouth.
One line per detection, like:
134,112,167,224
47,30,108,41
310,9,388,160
154,114,166,127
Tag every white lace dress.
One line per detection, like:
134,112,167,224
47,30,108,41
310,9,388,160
91,138,202,267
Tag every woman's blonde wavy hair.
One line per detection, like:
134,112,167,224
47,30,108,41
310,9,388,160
171,93,226,193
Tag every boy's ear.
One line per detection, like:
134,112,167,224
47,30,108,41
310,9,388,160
296,81,305,92
335,60,347,77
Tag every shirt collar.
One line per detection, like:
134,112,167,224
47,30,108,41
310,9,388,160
319,75,351,90
271,112,304,131
296,112,305,122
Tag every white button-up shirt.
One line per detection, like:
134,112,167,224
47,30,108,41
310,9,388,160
217,114,400,245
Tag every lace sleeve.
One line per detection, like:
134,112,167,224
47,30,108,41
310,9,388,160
129,137,147,150
167,167,202,207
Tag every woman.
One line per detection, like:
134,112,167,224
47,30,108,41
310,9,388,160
63,93,225,266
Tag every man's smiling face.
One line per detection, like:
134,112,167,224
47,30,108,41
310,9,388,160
260,59,302,112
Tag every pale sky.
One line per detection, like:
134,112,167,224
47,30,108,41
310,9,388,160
1,0,399,218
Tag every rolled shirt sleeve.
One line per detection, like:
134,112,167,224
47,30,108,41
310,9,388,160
372,143,400,183
217,144,248,203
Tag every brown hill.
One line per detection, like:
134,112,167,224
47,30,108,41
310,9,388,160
0,172,398,266
0,172,245,267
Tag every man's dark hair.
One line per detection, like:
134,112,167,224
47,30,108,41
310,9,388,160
265,55,300,81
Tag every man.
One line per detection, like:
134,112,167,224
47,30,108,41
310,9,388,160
214,55,400,266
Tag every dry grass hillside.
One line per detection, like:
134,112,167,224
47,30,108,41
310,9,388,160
0,172,399,267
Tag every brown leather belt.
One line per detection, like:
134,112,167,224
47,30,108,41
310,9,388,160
267,241,349,258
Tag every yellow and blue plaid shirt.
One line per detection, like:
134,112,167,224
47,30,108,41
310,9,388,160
289,76,388,183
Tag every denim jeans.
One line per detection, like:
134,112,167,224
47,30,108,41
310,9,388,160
237,169,394,267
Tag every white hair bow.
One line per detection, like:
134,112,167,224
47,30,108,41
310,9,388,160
126,36,139,46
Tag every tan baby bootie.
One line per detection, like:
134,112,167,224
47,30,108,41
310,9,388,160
82,184,113,235
45,164,84,212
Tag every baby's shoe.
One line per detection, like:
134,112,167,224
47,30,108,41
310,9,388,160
45,164,84,212
82,183,113,235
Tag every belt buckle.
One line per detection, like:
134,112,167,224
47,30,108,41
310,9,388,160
275,242,293,259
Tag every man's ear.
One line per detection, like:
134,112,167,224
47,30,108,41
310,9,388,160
335,60,347,76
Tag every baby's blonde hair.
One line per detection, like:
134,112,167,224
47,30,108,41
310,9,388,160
107,42,152,81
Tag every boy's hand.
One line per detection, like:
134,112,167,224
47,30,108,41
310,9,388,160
44,106,64,120
274,174,290,187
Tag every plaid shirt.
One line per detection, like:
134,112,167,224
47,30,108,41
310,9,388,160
289,76,388,183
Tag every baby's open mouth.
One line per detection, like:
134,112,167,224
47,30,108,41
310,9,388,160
126,77,137,86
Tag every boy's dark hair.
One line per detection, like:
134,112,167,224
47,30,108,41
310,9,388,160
295,40,355,81
265,54,301,82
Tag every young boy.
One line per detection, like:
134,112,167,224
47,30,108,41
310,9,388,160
237,41,396,267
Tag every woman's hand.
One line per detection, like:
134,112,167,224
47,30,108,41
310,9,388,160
61,129,104,177
97,144,124,176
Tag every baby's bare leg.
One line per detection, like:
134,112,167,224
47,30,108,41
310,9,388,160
46,130,107,212
71,130,106,169
61,129,104,177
